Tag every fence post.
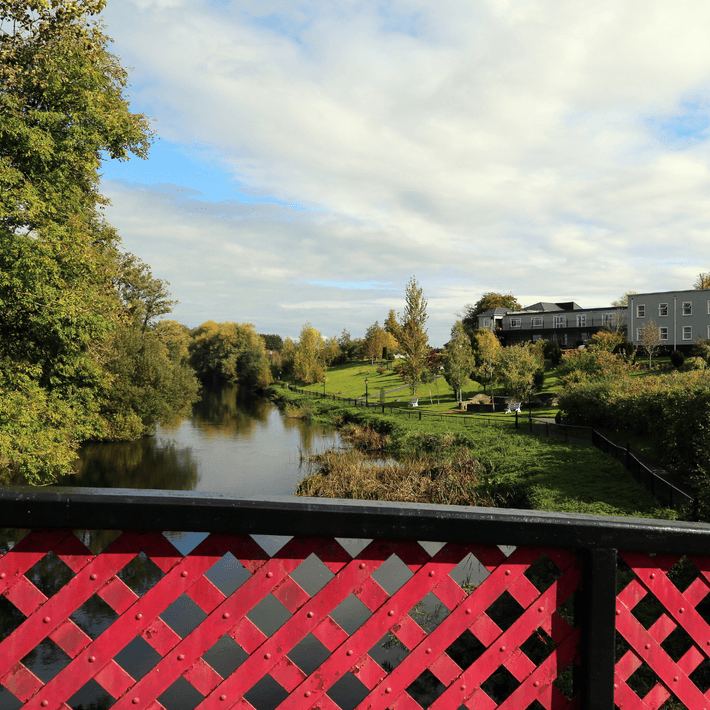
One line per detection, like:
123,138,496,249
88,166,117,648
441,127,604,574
515,411,518,429
578,547,618,710
419,410,422,421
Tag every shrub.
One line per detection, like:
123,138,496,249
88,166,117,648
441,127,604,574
686,357,706,371
670,350,685,369
613,341,635,361
542,341,562,366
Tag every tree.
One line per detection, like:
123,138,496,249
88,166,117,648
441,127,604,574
611,291,637,307
362,322,398,364
462,292,521,330
472,329,501,397
189,322,271,388
496,343,543,403
587,330,625,352
384,309,400,340
424,349,443,404
260,334,284,352
293,323,325,384
443,321,475,402
695,273,710,290
337,329,358,362
397,277,429,395
639,318,662,370
0,0,153,481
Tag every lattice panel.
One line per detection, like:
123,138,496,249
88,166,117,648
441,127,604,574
615,551,710,709
0,529,581,710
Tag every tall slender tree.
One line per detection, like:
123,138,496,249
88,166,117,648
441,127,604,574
397,277,429,395
443,321,475,402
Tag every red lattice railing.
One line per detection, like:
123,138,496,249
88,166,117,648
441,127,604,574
0,529,581,710
4,490,710,709
615,552,710,709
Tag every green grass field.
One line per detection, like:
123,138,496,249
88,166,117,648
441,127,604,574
290,359,563,419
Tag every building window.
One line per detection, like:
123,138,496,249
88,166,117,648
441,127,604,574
636,328,642,341
532,334,541,342
531,316,543,328
707,300,710,315
659,327,668,341
683,301,692,316
576,314,586,327
510,318,521,329
659,303,668,317
554,315,566,328
637,305,645,317
683,326,692,340
603,313,614,325
561,333,568,346
483,318,490,328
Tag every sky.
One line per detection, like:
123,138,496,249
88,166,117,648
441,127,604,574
98,0,710,346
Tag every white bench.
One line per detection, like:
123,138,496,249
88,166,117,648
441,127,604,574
504,402,521,414
410,398,419,407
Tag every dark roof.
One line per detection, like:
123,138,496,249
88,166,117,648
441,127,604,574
522,301,583,312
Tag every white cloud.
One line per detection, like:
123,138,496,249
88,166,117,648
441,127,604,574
99,0,710,345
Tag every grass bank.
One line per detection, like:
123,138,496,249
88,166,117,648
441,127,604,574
270,386,676,520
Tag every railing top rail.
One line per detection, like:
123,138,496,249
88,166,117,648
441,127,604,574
0,486,707,554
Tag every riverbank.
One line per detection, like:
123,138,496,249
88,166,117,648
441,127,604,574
269,386,678,520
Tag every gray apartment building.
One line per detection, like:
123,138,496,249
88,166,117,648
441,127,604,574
629,289,710,350
478,301,624,347
477,288,710,351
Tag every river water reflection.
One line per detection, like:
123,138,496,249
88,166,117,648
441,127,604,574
56,385,341,495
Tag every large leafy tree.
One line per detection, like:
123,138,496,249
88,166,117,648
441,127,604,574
101,255,199,439
462,292,521,328
0,0,153,482
496,343,543,403
397,277,429,395
189,321,272,388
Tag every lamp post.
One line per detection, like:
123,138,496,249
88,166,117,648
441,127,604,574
365,378,369,405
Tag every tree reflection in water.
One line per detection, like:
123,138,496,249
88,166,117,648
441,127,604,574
61,437,200,491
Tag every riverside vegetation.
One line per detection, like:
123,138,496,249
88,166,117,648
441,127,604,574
283,334,710,522
272,386,676,520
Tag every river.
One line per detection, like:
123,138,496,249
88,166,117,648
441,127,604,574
55,385,341,495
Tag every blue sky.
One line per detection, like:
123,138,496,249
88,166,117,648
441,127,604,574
98,0,710,345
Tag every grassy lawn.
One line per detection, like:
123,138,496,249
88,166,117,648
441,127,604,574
293,360,486,412
291,359,565,417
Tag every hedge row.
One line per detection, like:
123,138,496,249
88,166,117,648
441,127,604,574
558,370,710,493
